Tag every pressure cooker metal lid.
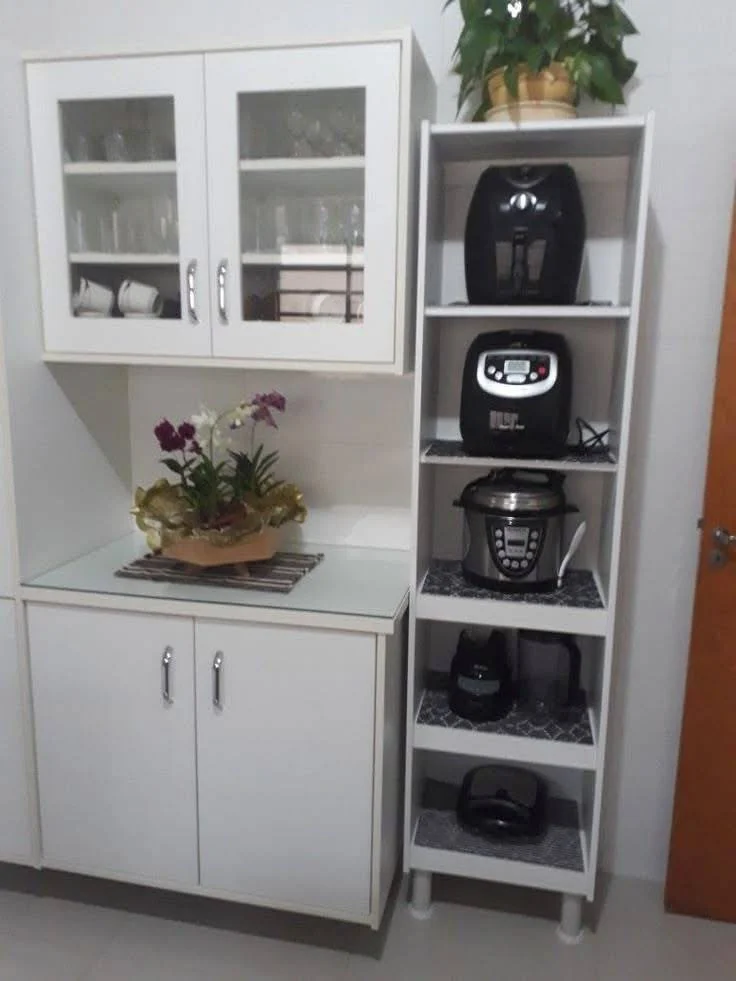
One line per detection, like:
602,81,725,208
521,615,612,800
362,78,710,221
459,469,566,514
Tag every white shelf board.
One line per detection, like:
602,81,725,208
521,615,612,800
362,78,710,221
239,157,365,194
410,839,587,895
241,250,364,269
430,116,647,162
421,440,617,474
69,252,178,266
410,807,588,896
416,566,608,638
63,162,177,193
426,305,630,320
64,161,177,176
239,156,365,172
413,701,597,771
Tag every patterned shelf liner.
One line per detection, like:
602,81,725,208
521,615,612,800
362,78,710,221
421,559,604,610
415,781,584,873
424,439,615,467
417,685,593,746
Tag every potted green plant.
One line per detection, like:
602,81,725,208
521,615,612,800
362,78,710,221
446,0,638,122
132,391,307,566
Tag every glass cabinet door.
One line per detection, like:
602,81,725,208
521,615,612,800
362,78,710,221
27,56,211,357
205,43,401,365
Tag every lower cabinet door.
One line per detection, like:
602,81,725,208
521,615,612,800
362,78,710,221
0,599,33,864
195,620,376,919
27,605,198,887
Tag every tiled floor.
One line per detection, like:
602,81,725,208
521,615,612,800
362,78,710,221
0,870,734,980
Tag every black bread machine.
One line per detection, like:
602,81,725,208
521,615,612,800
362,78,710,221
465,164,585,305
460,329,572,458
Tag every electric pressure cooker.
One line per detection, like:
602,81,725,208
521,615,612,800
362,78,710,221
454,469,586,593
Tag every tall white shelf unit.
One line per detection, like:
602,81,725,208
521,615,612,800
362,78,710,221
404,115,654,940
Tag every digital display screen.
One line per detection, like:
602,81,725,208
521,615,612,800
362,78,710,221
504,359,530,374
507,538,525,546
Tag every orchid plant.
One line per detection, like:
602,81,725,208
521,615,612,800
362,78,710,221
133,391,306,551
154,392,287,527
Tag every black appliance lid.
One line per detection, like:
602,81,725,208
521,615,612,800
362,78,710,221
463,766,542,811
459,469,566,514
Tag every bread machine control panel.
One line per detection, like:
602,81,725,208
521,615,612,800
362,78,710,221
476,349,558,400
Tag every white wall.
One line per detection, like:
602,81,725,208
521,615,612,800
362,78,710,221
0,46,133,581
128,368,413,549
2,0,735,883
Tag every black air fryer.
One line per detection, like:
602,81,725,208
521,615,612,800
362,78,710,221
460,329,572,458
465,164,585,305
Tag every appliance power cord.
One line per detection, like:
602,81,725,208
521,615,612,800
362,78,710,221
570,417,611,456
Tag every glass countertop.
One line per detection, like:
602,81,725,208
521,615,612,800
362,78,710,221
23,535,410,624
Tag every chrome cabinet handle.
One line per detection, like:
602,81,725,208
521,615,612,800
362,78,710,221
213,651,224,709
216,259,229,324
161,646,173,704
186,260,199,324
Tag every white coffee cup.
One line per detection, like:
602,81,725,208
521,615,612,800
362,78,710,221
73,277,114,316
118,279,163,318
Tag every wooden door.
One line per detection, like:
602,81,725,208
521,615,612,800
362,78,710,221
0,600,33,863
204,43,401,365
666,204,736,921
27,605,198,887
195,620,376,918
26,55,211,358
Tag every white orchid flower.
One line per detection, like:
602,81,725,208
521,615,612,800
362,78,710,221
191,406,218,440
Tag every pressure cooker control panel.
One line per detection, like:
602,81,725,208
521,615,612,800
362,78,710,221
489,521,546,579
476,349,558,400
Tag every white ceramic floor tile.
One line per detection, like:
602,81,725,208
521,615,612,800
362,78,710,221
0,934,93,981
0,877,734,981
88,910,351,981
0,894,126,958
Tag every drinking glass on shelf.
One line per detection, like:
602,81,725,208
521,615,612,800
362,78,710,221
345,198,364,248
111,197,122,253
305,119,337,157
97,212,114,254
312,197,346,248
69,208,92,252
286,107,309,158
104,129,128,162
66,132,92,163
150,195,178,254
327,108,358,156
243,199,274,252
292,138,313,158
274,203,289,250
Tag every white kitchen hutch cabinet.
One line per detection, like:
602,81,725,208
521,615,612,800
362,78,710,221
26,33,433,372
24,540,406,928
27,606,199,887
0,599,34,865
195,620,377,918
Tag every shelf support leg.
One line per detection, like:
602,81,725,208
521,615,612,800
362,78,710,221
557,893,584,944
410,870,433,920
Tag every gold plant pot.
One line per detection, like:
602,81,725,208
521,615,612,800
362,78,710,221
486,63,577,121
163,526,282,567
